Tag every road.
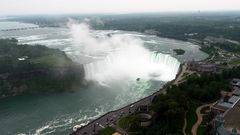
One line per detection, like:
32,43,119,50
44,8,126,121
70,92,158,135
71,63,185,135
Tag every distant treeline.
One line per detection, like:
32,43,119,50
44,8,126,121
11,14,240,55
96,15,240,43
10,14,240,42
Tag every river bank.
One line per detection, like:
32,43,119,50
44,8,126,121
0,21,208,135
71,62,185,135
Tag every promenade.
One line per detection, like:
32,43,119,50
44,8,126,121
191,103,214,135
71,63,185,135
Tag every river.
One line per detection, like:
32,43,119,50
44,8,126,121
0,21,208,135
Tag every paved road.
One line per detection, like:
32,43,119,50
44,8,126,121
70,92,158,135
71,64,185,135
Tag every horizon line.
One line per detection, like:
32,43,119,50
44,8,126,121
2,10,240,17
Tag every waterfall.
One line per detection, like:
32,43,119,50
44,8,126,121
150,52,180,76
69,23,180,84
84,52,180,84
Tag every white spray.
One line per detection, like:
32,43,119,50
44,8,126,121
69,23,180,85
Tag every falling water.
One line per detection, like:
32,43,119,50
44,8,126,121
84,51,180,85
150,52,180,75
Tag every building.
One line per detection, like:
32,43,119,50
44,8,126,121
136,105,149,113
204,36,226,44
211,99,232,115
232,87,240,96
187,60,217,73
231,79,240,88
139,113,152,127
212,91,240,135
213,100,240,135
211,92,240,114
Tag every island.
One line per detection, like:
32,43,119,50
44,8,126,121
173,49,185,55
0,38,85,98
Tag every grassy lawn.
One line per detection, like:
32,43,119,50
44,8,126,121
119,114,140,132
229,59,240,65
197,114,210,135
119,116,129,129
30,54,73,67
96,127,115,135
197,127,207,135
185,101,200,135
202,115,208,125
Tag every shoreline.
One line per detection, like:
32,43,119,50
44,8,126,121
0,22,210,134
70,63,184,135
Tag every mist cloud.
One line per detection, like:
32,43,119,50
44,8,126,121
69,23,180,84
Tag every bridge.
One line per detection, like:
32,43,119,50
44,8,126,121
0,26,40,32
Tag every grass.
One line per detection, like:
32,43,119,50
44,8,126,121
229,59,240,65
197,127,207,135
202,115,208,125
185,101,200,135
30,54,73,67
197,113,209,135
119,116,129,129
96,127,116,135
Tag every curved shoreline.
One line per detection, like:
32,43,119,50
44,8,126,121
0,22,209,134
70,63,184,135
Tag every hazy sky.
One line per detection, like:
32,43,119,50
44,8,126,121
1,0,240,15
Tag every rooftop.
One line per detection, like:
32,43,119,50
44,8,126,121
223,100,240,133
228,96,240,104
217,102,233,110
217,126,232,135
233,87,240,96
213,95,240,112
231,79,240,87
232,78,240,83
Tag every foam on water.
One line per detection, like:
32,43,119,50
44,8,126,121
69,23,180,84
0,22,208,135
84,51,180,84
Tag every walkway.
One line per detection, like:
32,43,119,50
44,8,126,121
191,103,213,135
182,117,187,135
71,64,186,135
173,63,194,85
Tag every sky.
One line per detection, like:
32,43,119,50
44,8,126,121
1,0,240,15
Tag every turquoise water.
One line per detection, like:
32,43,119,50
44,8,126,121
0,22,208,135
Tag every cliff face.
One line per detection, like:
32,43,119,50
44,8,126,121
0,39,85,98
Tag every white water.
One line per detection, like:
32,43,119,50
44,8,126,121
71,23,180,84
0,22,208,135
84,52,180,85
